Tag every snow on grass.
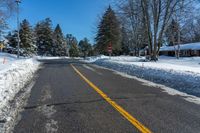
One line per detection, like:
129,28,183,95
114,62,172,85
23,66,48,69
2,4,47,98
120,56,200,75
108,56,146,62
83,55,200,101
84,55,109,63
85,55,200,75
85,55,145,63
0,53,40,121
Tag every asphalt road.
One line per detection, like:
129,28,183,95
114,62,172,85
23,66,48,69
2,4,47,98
13,59,200,133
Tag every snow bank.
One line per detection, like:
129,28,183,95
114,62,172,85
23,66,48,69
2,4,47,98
108,56,145,62
86,55,200,75
84,55,109,63
84,55,200,98
112,56,200,75
84,55,145,63
36,56,70,60
0,53,40,122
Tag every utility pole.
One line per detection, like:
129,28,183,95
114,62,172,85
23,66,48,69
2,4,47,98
16,0,21,58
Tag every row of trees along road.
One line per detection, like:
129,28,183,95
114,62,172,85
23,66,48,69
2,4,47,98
1,0,200,59
0,0,93,57
95,0,199,60
5,18,93,57
0,0,95,57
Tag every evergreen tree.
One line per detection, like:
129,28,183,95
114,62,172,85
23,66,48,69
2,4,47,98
5,31,18,48
35,18,53,56
53,24,66,56
66,34,79,57
69,36,79,57
0,19,8,43
69,43,79,57
19,19,36,56
95,6,121,55
79,38,92,58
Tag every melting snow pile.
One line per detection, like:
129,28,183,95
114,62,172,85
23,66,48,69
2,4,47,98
0,53,40,120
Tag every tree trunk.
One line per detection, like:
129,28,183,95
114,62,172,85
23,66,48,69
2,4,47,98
177,28,181,59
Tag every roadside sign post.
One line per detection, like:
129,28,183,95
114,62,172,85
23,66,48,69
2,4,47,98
107,42,112,59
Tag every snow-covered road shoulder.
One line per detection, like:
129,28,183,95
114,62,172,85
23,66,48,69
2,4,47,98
83,55,200,102
0,53,40,130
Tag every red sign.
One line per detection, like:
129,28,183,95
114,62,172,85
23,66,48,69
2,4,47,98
107,43,112,53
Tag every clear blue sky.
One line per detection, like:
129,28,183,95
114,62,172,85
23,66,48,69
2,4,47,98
8,0,112,43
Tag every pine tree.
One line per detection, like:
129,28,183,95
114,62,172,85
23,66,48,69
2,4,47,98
66,34,78,57
95,6,121,55
0,19,8,43
69,43,79,57
19,19,36,56
35,18,53,56
53,24,66,56
69,36,79,57
6,31,18,48
79,38,92,58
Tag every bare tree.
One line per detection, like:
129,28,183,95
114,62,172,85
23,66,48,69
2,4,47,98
181,14,200,43
141,0,190,60
116,0,147,56
112,0,196,59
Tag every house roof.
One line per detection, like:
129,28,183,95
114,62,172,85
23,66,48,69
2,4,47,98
160,42,200,51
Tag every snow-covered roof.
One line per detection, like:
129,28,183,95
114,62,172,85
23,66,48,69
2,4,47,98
160,42,200,51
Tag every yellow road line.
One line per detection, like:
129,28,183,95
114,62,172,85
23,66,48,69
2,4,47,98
71,64,152,133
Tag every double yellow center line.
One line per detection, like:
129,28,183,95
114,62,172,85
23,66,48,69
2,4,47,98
71,64,152,133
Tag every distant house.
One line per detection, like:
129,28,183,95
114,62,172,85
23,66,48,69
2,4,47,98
160,42,200,57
